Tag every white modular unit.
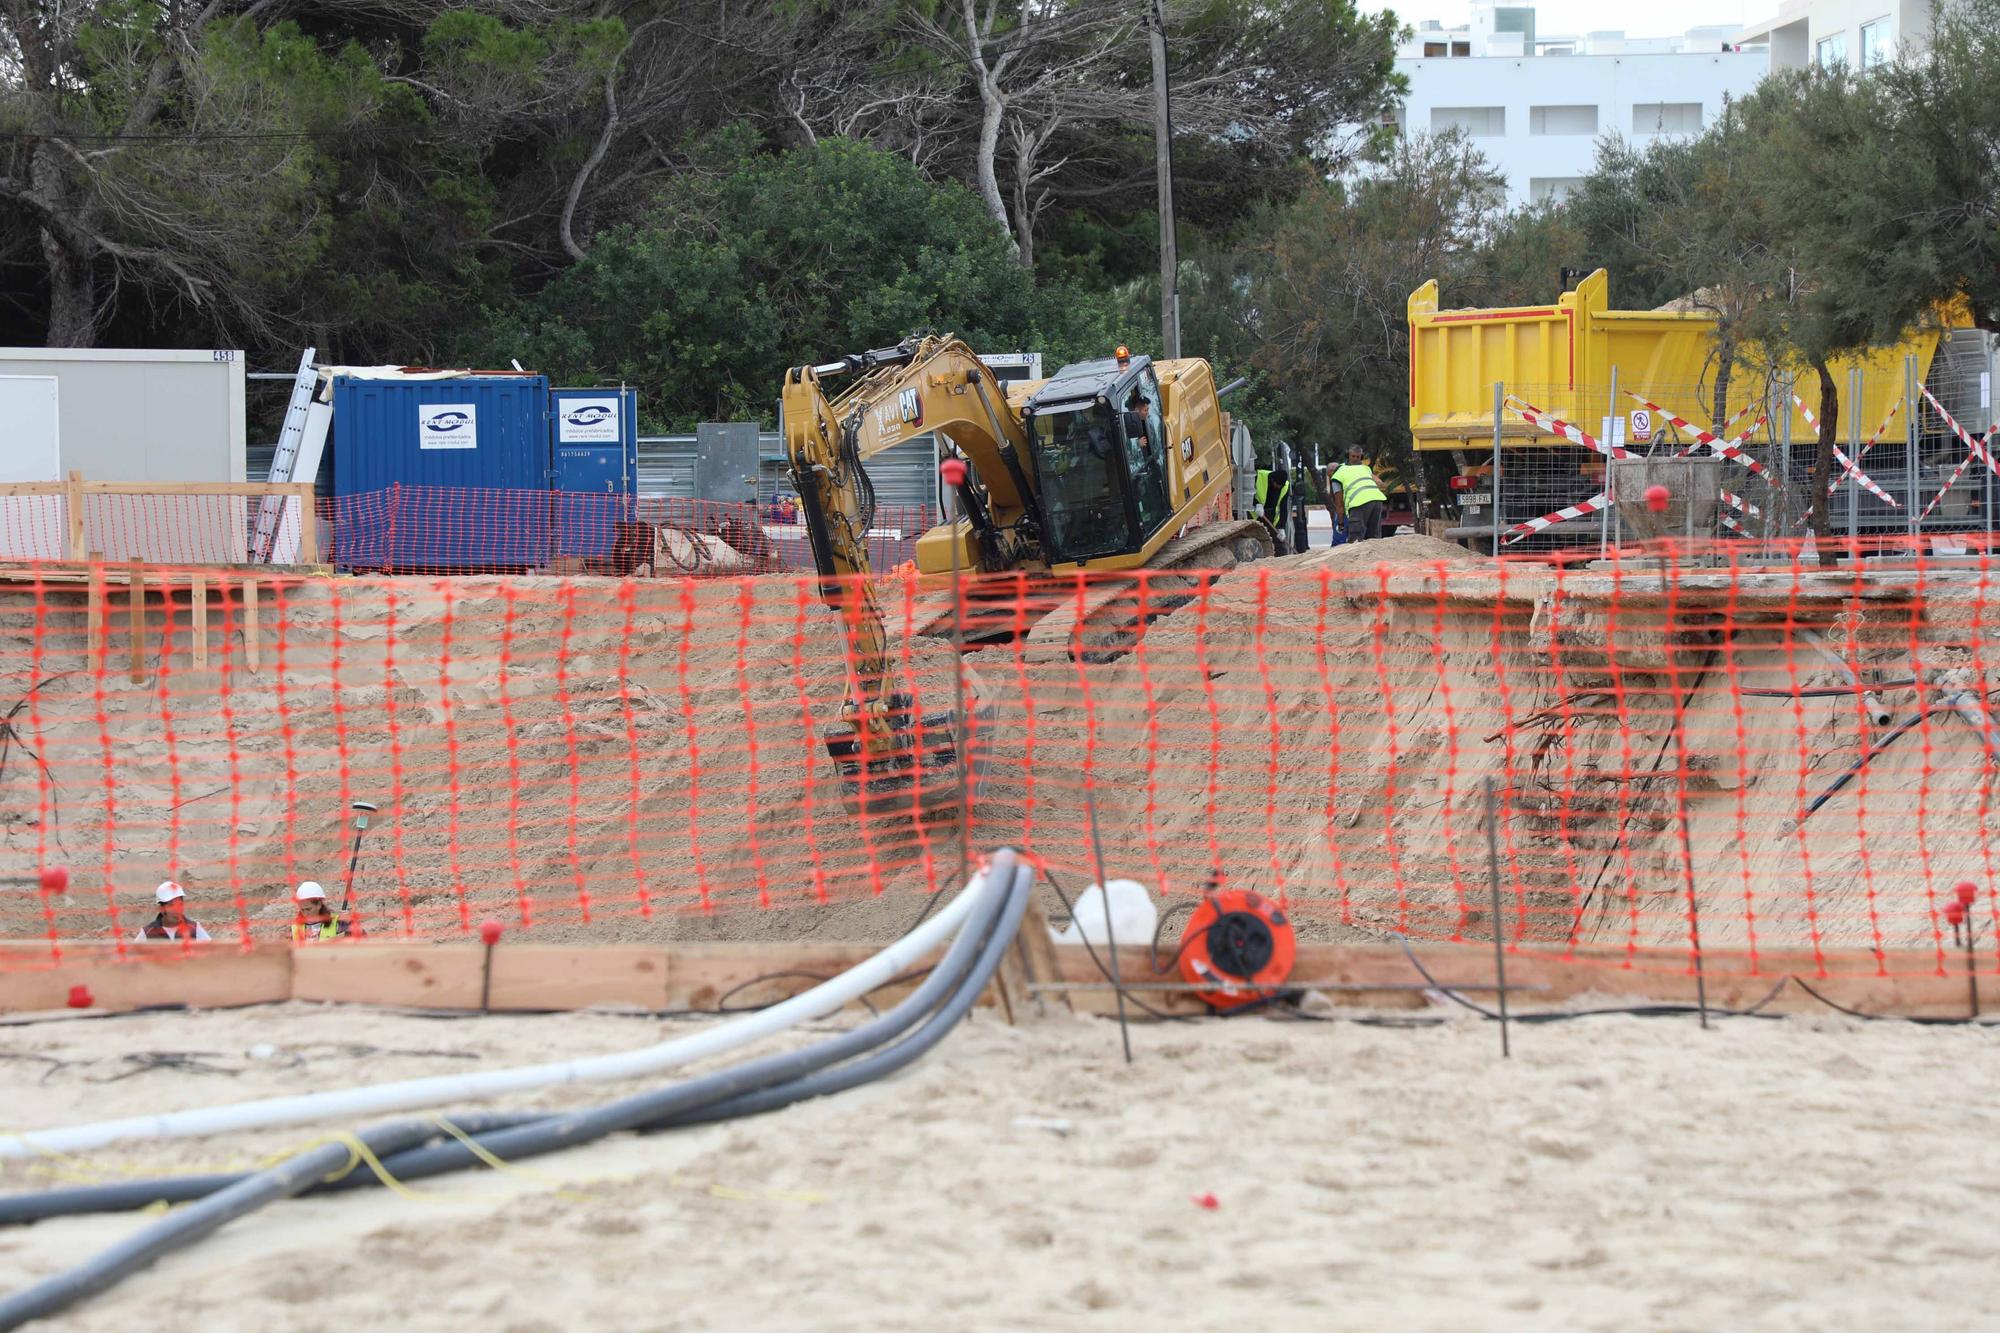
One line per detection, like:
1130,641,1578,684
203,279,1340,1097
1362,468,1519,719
0,348,249,561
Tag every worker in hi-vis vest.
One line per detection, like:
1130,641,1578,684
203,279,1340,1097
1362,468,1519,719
1254,459,1292,552
1330,445,1388,543
291,880,355,942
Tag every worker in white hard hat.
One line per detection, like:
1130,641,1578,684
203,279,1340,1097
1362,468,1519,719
291,880,354,943
133,881,212,943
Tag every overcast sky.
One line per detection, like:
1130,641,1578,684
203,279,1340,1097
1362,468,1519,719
1363,0,1765,40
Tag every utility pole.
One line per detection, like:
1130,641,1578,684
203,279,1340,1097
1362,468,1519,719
1149,0,1180,359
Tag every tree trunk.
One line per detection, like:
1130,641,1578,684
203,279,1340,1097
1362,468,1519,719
41,227,97,347
1807,358,1841,563
1007,147,1037,271
972,82,1018,262
31,148,98,347
960,0,1021,264
1709,336,1734,435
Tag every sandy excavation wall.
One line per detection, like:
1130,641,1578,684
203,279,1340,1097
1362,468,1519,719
966,537,2000,958
1,536,1995,955
0,575,964,945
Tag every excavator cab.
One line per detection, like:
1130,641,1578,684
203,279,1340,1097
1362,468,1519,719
1023,356,1175,562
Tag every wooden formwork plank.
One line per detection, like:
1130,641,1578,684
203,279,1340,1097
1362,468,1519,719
241,576,259,673
127,558,145,684
84,555,104,664
0,943,291,1014
1038,939,1994,1020
487,945,671,1011
290,943,675,1012
291,942,483,1009
1,933,1986,1020
64,471,85,562
191,575,208,669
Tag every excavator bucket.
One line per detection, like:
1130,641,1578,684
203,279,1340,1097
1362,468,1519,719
822,672,992,821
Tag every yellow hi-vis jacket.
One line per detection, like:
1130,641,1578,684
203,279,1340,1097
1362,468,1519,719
1331,462,1387,508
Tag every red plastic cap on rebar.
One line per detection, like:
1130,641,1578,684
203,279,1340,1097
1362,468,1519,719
1644,484,1671,513
38,865,68,893
66,984,92,1009
1946,901,1966,926
1190,1192,1220,1210
479,919,504,946
940,458,968,487
1955,881,1977,907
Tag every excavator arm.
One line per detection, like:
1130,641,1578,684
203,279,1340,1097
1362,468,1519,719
781,336,1017,817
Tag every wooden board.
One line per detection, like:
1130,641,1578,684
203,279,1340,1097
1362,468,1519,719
488,945,672,1011
1038,939,1994,1020
127,558,145,684
290,940,484,1008
292,943,675,1012
191,575,208,669
0,942,291,1013
0,932,1987,1020
241,576,259,673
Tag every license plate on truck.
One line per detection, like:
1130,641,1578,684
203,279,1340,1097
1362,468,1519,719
1458,492,1491,506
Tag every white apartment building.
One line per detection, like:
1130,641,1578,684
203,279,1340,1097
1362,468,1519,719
1392,4,1771,208
1736,0,1932,71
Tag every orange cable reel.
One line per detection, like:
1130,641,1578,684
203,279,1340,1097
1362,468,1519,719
1176,880,1296,1012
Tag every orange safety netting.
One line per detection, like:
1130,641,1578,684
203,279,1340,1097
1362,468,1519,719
0,534,1996,980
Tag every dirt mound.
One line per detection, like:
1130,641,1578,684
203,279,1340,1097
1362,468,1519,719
1282,533,1483,572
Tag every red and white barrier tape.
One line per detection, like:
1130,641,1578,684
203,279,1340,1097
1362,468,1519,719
1504,485,1755,545
1793,394,1900,507
1503,491,1612,544
1501,398,1767,544
1627,393,1772,480
1919,384,2000,477
1720,488,1762,519
1915,386,1999,521
1827,398,1905,495
1505,396,1631,461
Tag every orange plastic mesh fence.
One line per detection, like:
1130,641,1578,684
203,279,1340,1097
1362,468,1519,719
0,536,1995,979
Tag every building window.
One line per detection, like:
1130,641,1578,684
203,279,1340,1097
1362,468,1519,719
1432,105,1505,136
1860,18,1890,67
1423,40,1447,56
1817,32,1848,68
1530,104,1598,136
1632,102,1703,134
1451,40,1470,56
1529,177,1585,204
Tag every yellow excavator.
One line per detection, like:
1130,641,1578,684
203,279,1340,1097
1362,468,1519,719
781,333,1275,818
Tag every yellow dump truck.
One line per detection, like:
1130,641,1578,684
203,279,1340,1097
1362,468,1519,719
1407,269,1995,549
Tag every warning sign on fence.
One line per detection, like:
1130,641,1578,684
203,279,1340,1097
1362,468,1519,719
1630,408,1653,443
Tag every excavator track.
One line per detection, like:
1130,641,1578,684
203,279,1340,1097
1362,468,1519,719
1019,518,1276,665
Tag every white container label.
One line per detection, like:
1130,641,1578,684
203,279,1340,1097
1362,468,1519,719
558,396,620,443
419,403,478,450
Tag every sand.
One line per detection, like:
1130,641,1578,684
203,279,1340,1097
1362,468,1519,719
3,1002,1998,1330
2,542,1995,958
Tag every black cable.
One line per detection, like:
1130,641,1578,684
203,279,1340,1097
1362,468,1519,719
713,970,878,1018
1788,975,2000,1026
1149,898,1199,973
1391,933,1791,1023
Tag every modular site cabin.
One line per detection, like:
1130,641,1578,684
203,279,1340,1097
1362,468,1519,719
1408,268,2000,553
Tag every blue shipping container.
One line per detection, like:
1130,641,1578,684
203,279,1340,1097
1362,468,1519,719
551,387,638,559
332,374,551,571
